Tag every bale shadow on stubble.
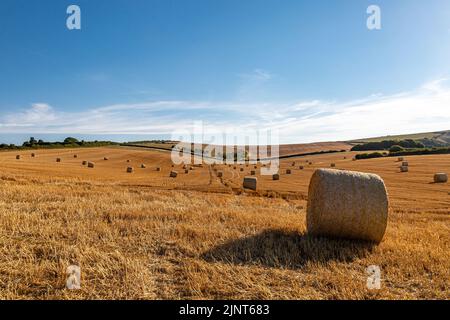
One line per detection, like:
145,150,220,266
201,230,376,269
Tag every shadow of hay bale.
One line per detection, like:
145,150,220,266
201,230,375,269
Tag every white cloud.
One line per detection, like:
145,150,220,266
0,79,449,143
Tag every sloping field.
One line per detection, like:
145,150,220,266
0,147,448,299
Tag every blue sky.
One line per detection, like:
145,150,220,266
1,0,450,144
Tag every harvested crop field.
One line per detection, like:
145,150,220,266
0,147,448,299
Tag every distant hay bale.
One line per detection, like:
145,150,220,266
127,167,134,173
82,161,87,165
286,169,292,174
299,166,304,170
400,166,409,172
254,165,258,169
185,169,189,174
243,177,257,190
31,153,35,158
56,158,61,162
307,168,389,243
330,163,336,167
141,164,146,169
398,157,404,162
104,157,109,160
127,160,131,163
292,162,296,166
156,167,161,172
87,162,95,168
240,168,244,172
250,170,256,175
402,161,409,167
434,173,448,183
217,171,223,178
74,155,78,158
233,166,237,170
272,174,280,180
170,171,178,178
309,162,313,165
189,166,194,170
344,156,347,159
16,155,21,160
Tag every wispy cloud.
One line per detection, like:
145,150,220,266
1,79,449,143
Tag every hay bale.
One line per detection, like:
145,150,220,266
292,162,296,166
87,162,95,168
286,169,291,174
127,160,130,163
243,177,257,190
307,168,388,243
217,171,223,178
56,158,61,162
250,170,256,175
402,161,409,167
170,171,178,178
309,162,313,165
400,166,408,172
74,154,78,158
434,173,448,183
156,167,161,172
398,157,404,162
104,157,109,160
82,161,87,165
127,167,134,173
240,168,244,172
189,166,194,170
141,164,146,169
31,153,35,158
16,155,21,160
272,174,280,180
299,166,304,170
330,163,336,168
185,169,189,174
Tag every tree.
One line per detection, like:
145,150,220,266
64,137,79,144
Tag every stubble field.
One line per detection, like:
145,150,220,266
0,146,448,299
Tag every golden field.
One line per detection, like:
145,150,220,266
0,146,448,299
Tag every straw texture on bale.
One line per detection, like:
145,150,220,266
243,177,257,190
127,167,134,173
434,173,448,183
87,162,95,168
170,171,178,178
400,166,409,172
307,169,389,243
273,174,280,180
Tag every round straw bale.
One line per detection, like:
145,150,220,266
307,169,388,243
272,174,280,180
434,173,448,183
286,169,291,174
400,166,408,172
250,170,256,175
104,157,109,160
127,167,134,173
82,161,87,165
243,177,257,190
292,162,296,166
56,158,61,162
185,169,189,174
141,164,146,168
330,163,336,167
309,162,313,165
31,153,35,157
299,166,304,170
402,161,409,167
74,154,78,158
240,168,244,172
127,160,130,163
170,171,178,178
398,157,404,162
87,162,95,168
16,155,21,160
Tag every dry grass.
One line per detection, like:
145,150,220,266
0,147,448,299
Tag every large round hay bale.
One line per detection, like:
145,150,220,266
402,161,409,167
184,169,189,174
141,164,146,169
400,166,408,172
286,169,292,174
434,173,448,183
104,157,109,160
170,171,178,178
330,163,336,168
272,174,280,180
31,153,35,158
250,170,256,175
292,162,296,166
82,161,87,165
127,167,134,173
240,168,244,172
243,177,257,190
74,154,78,158
299,166,304,170
16,155,21,160
156,167,161,172
56,158,61,162
87,162,95,168
307,169,388,243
